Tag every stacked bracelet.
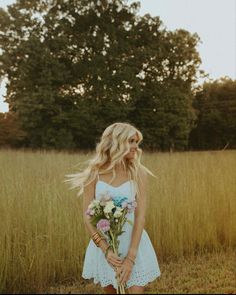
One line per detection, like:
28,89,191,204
125,255,136,265
91,231,106,247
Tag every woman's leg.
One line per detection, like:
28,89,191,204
127,285,145,294
103,284,117,294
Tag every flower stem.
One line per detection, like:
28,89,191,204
109,230,125,294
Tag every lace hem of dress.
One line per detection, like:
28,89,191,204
82,269,161,289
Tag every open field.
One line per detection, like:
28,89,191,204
45,249,236,294
0,148,235,293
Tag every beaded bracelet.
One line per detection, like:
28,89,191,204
92,234,100,242
94,237,102,246
125,255,135,265
92,232,101,246
92,234,106,247
92,232,100,239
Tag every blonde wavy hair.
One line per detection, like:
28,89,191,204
64,122,157,199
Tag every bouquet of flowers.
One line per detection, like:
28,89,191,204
86,192,137,294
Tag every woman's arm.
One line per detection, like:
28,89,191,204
82,173,109,254
82,172,123,268
116,168,148,284
127,168,148,258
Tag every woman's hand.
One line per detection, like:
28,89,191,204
116,257,134,285
106,249,123,269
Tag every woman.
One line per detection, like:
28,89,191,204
65,122,161,294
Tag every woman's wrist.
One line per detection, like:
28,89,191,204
91,231,107,249
104,245,112,258
98,239,109,253
127,248,137,259
125,255,135,265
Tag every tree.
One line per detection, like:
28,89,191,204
0,112,27,147
0,0,202,151
128,20,201,150
189,77,236,150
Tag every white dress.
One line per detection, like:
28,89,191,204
82,178,161,289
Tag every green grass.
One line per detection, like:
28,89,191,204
0,148,235,294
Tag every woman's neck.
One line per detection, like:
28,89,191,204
115,162,127,173
100,161,128,173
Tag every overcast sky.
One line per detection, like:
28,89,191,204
0,0,235,112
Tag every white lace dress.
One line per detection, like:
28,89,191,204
82,178,161,289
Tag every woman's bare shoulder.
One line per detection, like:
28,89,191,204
84,170,97,188
138,165,148,177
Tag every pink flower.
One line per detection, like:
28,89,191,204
96,219,110,233
132,201,137,208
121,201,128,208
86,208,95,216
127,201,137,213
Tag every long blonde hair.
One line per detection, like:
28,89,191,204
64,122,157,198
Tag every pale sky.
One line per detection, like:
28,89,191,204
0,0,235,112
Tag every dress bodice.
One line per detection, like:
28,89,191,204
95,179,136,201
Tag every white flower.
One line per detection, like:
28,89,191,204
100,192,112,206
93,200,100,207
114,207,123,218
99,191,112,200
88,200,100,209
103,201,115,214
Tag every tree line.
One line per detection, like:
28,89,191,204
0,0,235,151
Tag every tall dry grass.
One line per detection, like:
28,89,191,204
0,148,235,293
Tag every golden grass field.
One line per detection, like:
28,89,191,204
46,249,236,294
0,148,235,294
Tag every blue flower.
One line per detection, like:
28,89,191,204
112,196,128,208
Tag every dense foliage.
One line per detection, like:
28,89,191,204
1,1,234,151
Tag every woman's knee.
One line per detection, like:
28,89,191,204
103,284,117,294
127,285,145,294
